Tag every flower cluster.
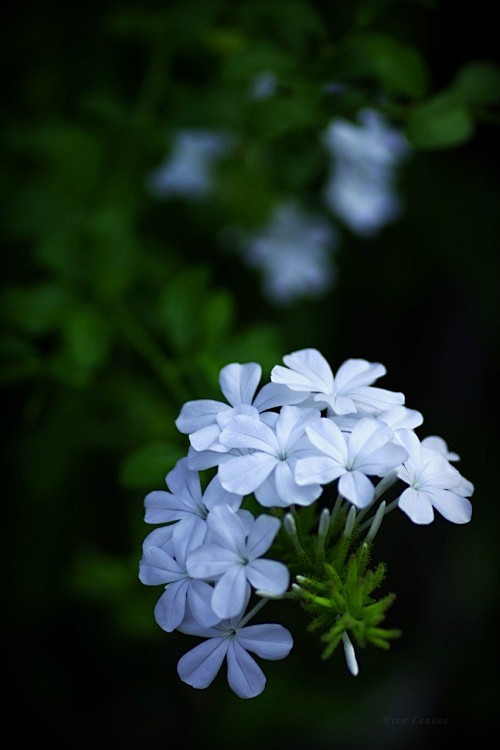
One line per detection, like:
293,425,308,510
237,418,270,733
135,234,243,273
323,109,410,237
140,348,473,697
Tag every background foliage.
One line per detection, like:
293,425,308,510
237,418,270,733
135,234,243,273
2,0,499,747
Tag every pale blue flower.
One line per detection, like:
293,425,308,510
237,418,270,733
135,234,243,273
144,457,242,529
218,405,323,507
242,203,338,305
177,598,293,698
139,516,219,631
148,129,232,200
295,417,408,508
323,109,410,236
396,431,473,524
176,362,304,454
271,349,404,415
187,505,289,618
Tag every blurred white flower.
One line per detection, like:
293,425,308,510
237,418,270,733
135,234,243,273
242,203,338,305
249,71,278,100
323,109,410,237
148,129,232,200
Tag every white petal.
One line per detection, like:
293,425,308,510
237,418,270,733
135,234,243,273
271,348,334,393
348,385,405,413
172,516,207,567
236,624,293,660
276,405,321,453
354,443,408,476
206,504,247,555
189,423,223,452
398,487,434,524
226,640,266,699
422,435,460,461
202,475,242,511
186,544,240,579
379,406,423,431
339,471,374,508
253,475,286,508
154,579,190,632
305,418,348,463
274,460,320,504
166,458,203,506
218,453,278,495
348,418,392,460
246,514,281,558
144,490,195,524
246,559,289,595
139,546,183,585
186,580,221,627
334,359,386,391
175,400,229,433
177,637,229,689
328,395,357,415
253,382,309,411
219,414,279,454
142,525,175,554
426,488,472,524
219,362,262,407
295,456,345,485
187,446,238,470
211,566,250,619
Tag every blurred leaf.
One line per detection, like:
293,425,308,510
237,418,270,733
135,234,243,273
156,266,210,352
62,305,112,369
0,283,72,335
355,34,429,97
85,205,138,298
0,335,40,384
406,92,474,148
221,42,293,82
452,60,500,106
120,440,185,488
202,290,235,345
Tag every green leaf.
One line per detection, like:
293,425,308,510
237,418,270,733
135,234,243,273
0,283,72,335
157,266,210,352
452,60,500,106
120,440,185,488
62,305,112,370
355,34,429,97
406,93,474,148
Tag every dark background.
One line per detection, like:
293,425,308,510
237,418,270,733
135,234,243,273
2,1,498,747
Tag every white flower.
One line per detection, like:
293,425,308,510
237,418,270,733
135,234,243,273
421,435,460,461
295,417,408,508
271,348,404,415
144,457,241,531
249,70,278,100
147,129,232,200
218,405,323,507
187,505,289,618
176,362,304,454
333,405,423,434
139,517,219,631
241,203,337,305
396,431,473,524
323,109,410,236
177,597,293,699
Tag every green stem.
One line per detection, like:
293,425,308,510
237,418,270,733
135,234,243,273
358,498,399,532
239,597,269,627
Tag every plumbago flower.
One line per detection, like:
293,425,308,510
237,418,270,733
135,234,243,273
139,348,474,697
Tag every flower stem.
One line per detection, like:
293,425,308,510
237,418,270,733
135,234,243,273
358,497,399,532
239,597,269,627
329,494,343,529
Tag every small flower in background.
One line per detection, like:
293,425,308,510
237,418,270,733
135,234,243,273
248,70,278,100
323,109,410,237
147,129,233,200
241,203,338,305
